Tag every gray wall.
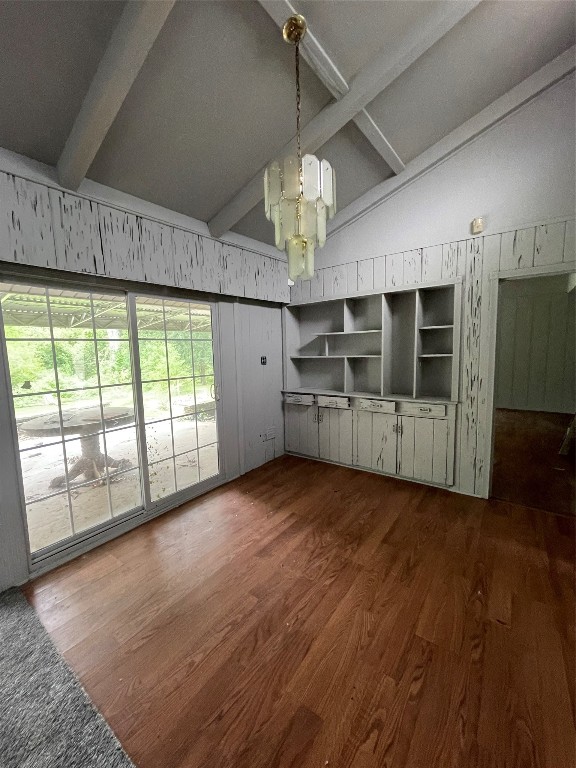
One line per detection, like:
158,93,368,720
495,274,575,413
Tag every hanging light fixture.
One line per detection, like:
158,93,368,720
264,14,336,281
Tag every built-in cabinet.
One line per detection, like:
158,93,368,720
284,281,461,400
283,281,460,488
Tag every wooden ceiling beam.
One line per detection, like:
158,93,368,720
209,1,481,238
328,45,576,237
258,0,405,174
57,0,176,191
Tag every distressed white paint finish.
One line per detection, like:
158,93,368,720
403,249,422,285
171,227,201,289
220,243,244,297
500,227,535,271
563,219,575,263
458,238,482,494
373,255,386,289
432,419,449,485
385,252,403,287
441,241,459,279
319,407,352,464
0,173,55,268
194,237,223,294
357,259,374,293
534,222,566,266
346,262,358,294
323,264,347,298
353,409,373,468
422,244,443,283
310,270,324,299
474,233,501,494
398,415,415,477
413,417,434,482
138,218,175,286
372,412,397,473
49,188,105,274
98,204,144,281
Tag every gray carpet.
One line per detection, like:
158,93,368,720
0,589,136,768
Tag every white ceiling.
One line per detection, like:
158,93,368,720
0,0,573,248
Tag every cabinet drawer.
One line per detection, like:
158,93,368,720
355,398,396,414
317,395,350,409
284,393,315,406
397,402,446,418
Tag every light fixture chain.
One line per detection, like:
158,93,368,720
295,40,302,190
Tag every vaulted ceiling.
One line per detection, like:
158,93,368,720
0,0,573,248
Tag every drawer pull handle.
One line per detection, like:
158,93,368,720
419,407,431,412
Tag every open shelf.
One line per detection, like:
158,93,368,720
345,294,382,332
285,282,460,402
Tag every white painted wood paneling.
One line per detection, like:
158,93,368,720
138,217,175,286
458,238,482,494
98,204,144,281
0,173,55,268
422,244,443,283
221,244,244,297
346,262,358,294
495,276,575,413
171,227,201,289
432,419,448,485
441,241,459,279
357,259,374,293
403,249,422,284
353,410,373,468
534,222,566,266
373,255,386,289
474,233,501,494
310,270,324,299
398,415,415,477
319,407,352,464
197,237,223,294
323,264,347,298
385,252,403,287
372,412,396,473
238,302,284,471
563,219,575,263
500,227,535,271
49,189,105,274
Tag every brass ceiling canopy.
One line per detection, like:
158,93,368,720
282,14,307,45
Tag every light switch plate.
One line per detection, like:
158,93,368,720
471,217,484,235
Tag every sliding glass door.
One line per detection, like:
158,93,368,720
0,279,221,559
133,296,220,504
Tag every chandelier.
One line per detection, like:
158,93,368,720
264,14,336,281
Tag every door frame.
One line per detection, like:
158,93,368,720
0,269,228,579
481,262,575,499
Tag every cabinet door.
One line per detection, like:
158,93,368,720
284,404,319,457
409,416,451,485
398,415,415,477
371,413,397,474
353,410,373,468
319,407,353,464
302,406,320,458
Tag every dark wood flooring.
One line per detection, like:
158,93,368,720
24,456,576,768
492,409,575,516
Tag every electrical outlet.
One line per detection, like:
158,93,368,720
261,356,267,365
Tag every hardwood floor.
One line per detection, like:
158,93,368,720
492,409,575,517
24,456,575,768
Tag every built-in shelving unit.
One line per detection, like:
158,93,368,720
283,281,461,401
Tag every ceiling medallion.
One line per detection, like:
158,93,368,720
264,15,336,281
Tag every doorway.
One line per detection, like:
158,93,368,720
491,273,575,515
0,278,222,559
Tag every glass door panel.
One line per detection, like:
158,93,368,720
0,282,143,554
133,296,220,503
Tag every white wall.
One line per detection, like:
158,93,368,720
318,74,575,267
0,152,288,591
495,274,575,413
